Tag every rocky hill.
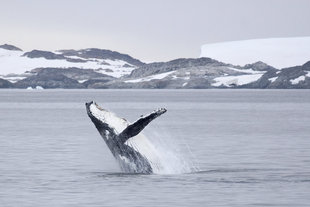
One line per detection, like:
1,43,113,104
14,67,115,89
91,59,279,89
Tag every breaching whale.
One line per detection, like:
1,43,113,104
86,101,167,174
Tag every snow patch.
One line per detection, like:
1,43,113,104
64,55,87,61
290,72,310,84
78,79,88,83
171,75,189,80
268,77,278,83
125,71,175,83
228,67,265,74
212,74,263,87
290,76,305,84
0,75,27,83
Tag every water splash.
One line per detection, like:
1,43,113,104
146,128,199,174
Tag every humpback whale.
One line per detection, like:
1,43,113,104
86,101,167,174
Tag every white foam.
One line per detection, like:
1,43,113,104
145,130,196,174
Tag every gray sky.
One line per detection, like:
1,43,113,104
1,0,310,62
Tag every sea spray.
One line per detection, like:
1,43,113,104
145,127,199,174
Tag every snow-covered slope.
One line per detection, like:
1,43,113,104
200,37,310,68
211,67,266,87
0,47,141,78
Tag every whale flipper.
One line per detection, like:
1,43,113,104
118,108,167,143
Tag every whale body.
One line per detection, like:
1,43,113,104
86,101,167,174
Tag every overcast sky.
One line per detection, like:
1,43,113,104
1,0,310,62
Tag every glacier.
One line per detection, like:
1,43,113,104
200,37,310,68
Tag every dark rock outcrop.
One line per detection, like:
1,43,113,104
0,78,13,88
128,57,225,78
31,67,115,81
268,65,310,89
82,78,116,88
22,50,87,63
0,44,22,51
14,72,83,89
14,67,116,89
243,61,276,71
23,50,65,59
58,48,145,66
301,61,310,71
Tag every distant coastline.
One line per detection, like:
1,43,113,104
1,37,310,89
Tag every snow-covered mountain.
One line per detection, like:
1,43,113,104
0,44,144,82
200,37,310,68
1,40,310,89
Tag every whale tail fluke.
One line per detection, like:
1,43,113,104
118,108,167,143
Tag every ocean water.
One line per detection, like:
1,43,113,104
0,89,309,207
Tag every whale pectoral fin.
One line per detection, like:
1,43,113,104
118,108,167,143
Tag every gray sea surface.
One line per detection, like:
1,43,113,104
0,89,310,207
